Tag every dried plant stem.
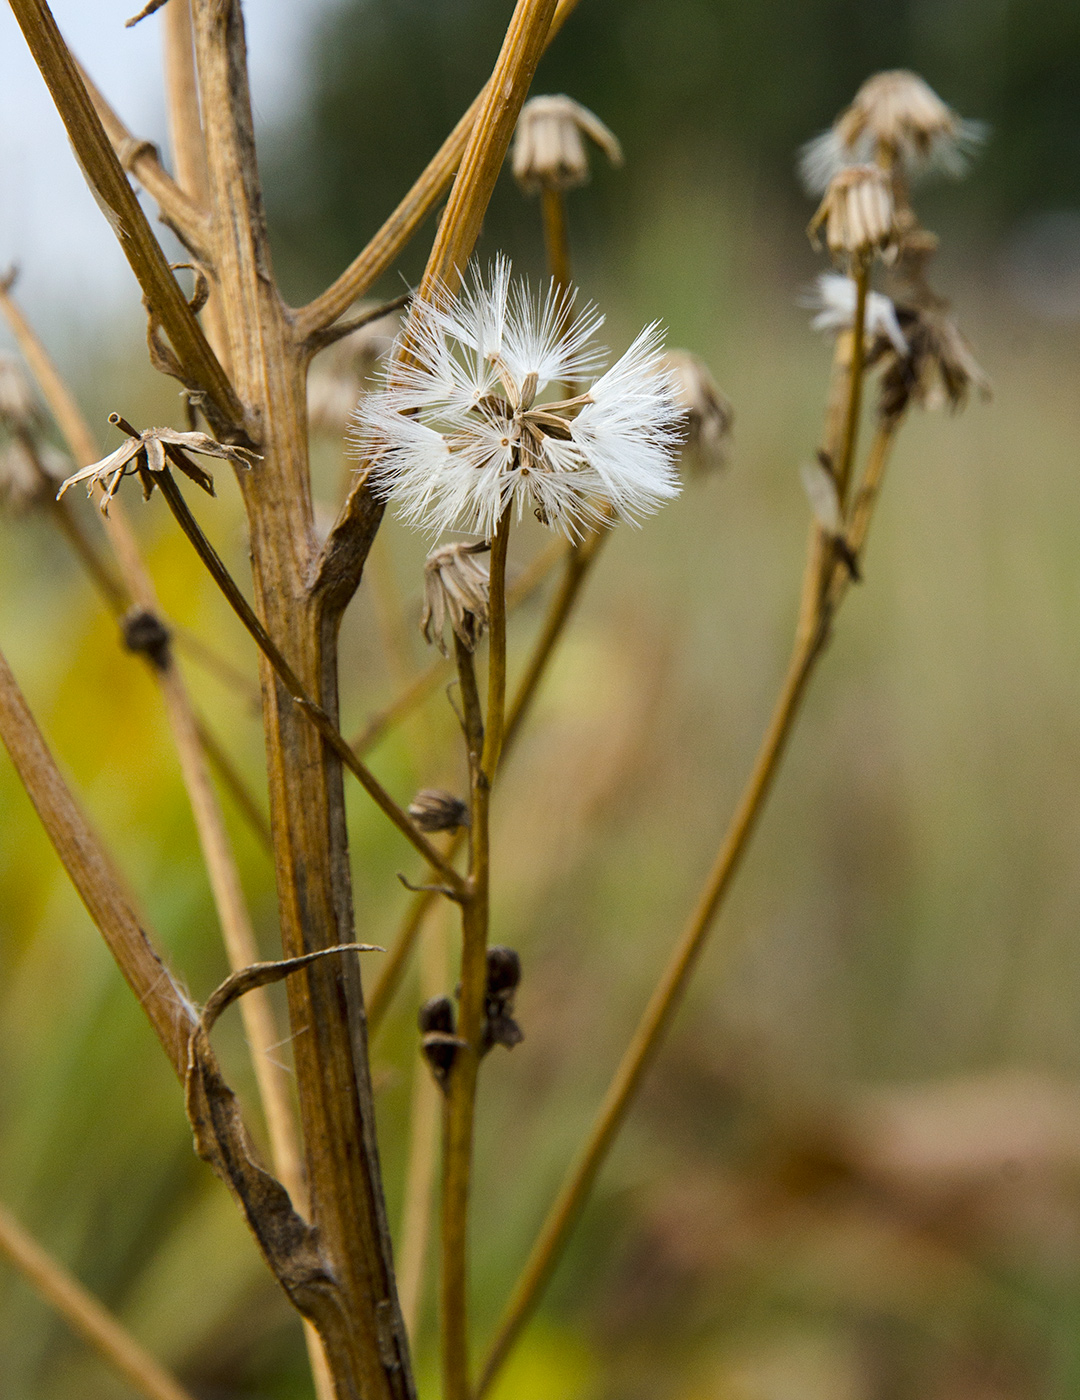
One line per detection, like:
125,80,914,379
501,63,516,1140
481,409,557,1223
8,0,243,436
295,0,584,336
396,905,450,1341
351,536,567,758
366,530,604,1035
482,511,512,780
540,189,572,292
0,1202,196,1400
476,413,905,1398
153,466,465,895
835,256,870,499
443,640,490,1400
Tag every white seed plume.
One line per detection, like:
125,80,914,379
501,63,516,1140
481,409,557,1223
801,273,908,355
352,257,683,540
800,70,986,193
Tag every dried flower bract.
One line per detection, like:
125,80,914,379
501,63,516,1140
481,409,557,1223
808,165,898,263
58,418,258,512
353,257,682,539
878,305,991,420
803,273,908,356
408,789,470,833
420,541,491,656
512,95,623,194
308,307,399,436
662,350,733,475
800,70,986,192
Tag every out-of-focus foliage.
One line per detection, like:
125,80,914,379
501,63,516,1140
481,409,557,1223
266,0,1080,300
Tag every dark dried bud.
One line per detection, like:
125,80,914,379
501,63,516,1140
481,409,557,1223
419,995,460,1090
122,607,171,670
482,946,523,1055
408,788,469,833
485,946,521,997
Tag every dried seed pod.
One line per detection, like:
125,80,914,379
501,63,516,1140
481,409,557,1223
482,946,523,1055
512,95,623,194
877,304,991,421
800,71,985,193
485,946,521,998
662,350,733,475
407,788,469,833
121,607,172,670
808,165,898,263
419,995,461,1091
420,541,491,656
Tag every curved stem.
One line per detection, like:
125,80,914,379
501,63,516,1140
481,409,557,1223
475,415,904,1398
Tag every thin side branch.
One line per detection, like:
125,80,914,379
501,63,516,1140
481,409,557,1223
0,1202,196,1400
9,0,244,436
78,60,212,261
154,465,467,895
474,410,904,1396
294,0,585,337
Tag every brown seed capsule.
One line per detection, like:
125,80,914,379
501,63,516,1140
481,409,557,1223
419,995,460,1091
877,304,991,421
121,608,172,670
512,95,623,194
808,165,899,263
662,350,733,474
485,946,521,997
407,788,470,833
482,946,523,1055
420,541,491,656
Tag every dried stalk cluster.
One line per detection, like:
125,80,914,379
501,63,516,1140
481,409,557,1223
0,8,987,1400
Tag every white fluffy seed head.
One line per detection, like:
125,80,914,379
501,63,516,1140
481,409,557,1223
351,256,684,540
801,272,908,355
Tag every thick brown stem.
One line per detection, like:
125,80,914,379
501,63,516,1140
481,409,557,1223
187,4,413,1396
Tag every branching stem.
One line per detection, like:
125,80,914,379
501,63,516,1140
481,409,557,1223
476,413,904,1398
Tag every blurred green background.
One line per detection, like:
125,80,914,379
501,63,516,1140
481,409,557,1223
4,1,1080,1398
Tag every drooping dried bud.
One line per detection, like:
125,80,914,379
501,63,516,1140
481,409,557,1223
661,350,733,475
877,304,991,421
407,788,469,833
419,995,460,1091
308,307,399,436
482,946,523,1055
0,440,48,517
512,94,623,194
122,607,172,670
800,71,986,193
420,541,490,656
809,165,898,263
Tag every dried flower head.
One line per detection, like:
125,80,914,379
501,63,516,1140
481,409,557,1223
482,945,523,1055
662,350,733,475
407,789,470,833
802,272,908,356
512,95,623,194
420,541,491,656
353,257,682,539
808,165,899,262
58,417,258,512
800,71,986,193
877,304,991,420
308,308,399,436
419,995,461,1091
